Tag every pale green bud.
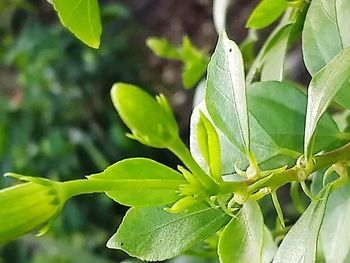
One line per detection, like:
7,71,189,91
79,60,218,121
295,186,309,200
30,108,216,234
0,175,64,244
111,83,179,148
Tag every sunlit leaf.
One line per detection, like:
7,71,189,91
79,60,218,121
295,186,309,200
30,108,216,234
53,0,102,48
107,203,230,261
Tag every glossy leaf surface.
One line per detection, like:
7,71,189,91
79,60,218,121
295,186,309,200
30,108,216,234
218,200,264,263
107,203,230,261
321,179,350,263
304,47,350,157
302,0,350,76
273,187,331,263
206,32,250,154
89,158,185,206
111,83,179,148
246,0,288,29
193,82,339,173
53,0,102,48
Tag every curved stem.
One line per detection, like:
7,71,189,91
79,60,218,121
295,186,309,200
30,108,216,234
168,137,219,193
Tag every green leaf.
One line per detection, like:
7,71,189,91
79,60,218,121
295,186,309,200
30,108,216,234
304,47,350,158
218,200,264,263
191,102,246,175
302,0,350,76
246,5,308,84
146,37,181,60
262,226,278,263
321,179,350,263
260,25,292,81
147,36,209,89
89,158,185,206
246,0,288,29
196,112,222,182
181,37,209,89
192,81,339,172
0,180,63,244
206,32,250,154
107,203,230,261
248,81,339,159
53,0,102,49
110,83,179,148
272,186,331,263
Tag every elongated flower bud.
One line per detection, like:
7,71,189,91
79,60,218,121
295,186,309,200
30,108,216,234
0,177,63,244
111,83,179,148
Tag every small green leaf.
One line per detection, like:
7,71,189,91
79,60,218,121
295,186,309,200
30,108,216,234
218,200,264,263
304,46,350,158
196,112,222,182
206,32,250,154
110,83,179,148
180,37,209,89
272,186,331,263
147,36,209,89
107,203,230,261
0,180,63,244
321,177,350,263
271,191,285,228
191,102,247,175
89,158,185,206
302,0,350,76
146,38,181,60
246,0,288,29
246,23,292,84
260,25,292,81
53,0,102,49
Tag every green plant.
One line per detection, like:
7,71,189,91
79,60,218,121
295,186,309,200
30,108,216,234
2,0,350,263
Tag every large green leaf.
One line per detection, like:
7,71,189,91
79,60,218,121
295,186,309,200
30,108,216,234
302,0,350,109
206,32,250,154
53,0,102,49
218,200,264,263
192,82,339,173
272,186,331,263
304,47,350,158
321,180,350,263
302,0,350,76
246,0,288,29
107,203,230,261
88,158,185,206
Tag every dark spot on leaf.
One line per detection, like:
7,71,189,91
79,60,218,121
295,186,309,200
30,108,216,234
120,242,124,246
229,48,232,52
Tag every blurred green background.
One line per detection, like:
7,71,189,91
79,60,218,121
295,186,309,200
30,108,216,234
0,0,261,262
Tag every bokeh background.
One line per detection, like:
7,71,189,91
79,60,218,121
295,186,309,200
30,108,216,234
0,0,310,262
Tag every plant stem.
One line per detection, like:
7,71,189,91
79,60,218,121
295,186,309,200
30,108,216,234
60,179,184,200
168,137,219,193
250,142,350,193
313,142,350,170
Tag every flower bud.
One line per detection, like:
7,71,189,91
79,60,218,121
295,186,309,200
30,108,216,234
0,177,63,244
111,83,179,148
